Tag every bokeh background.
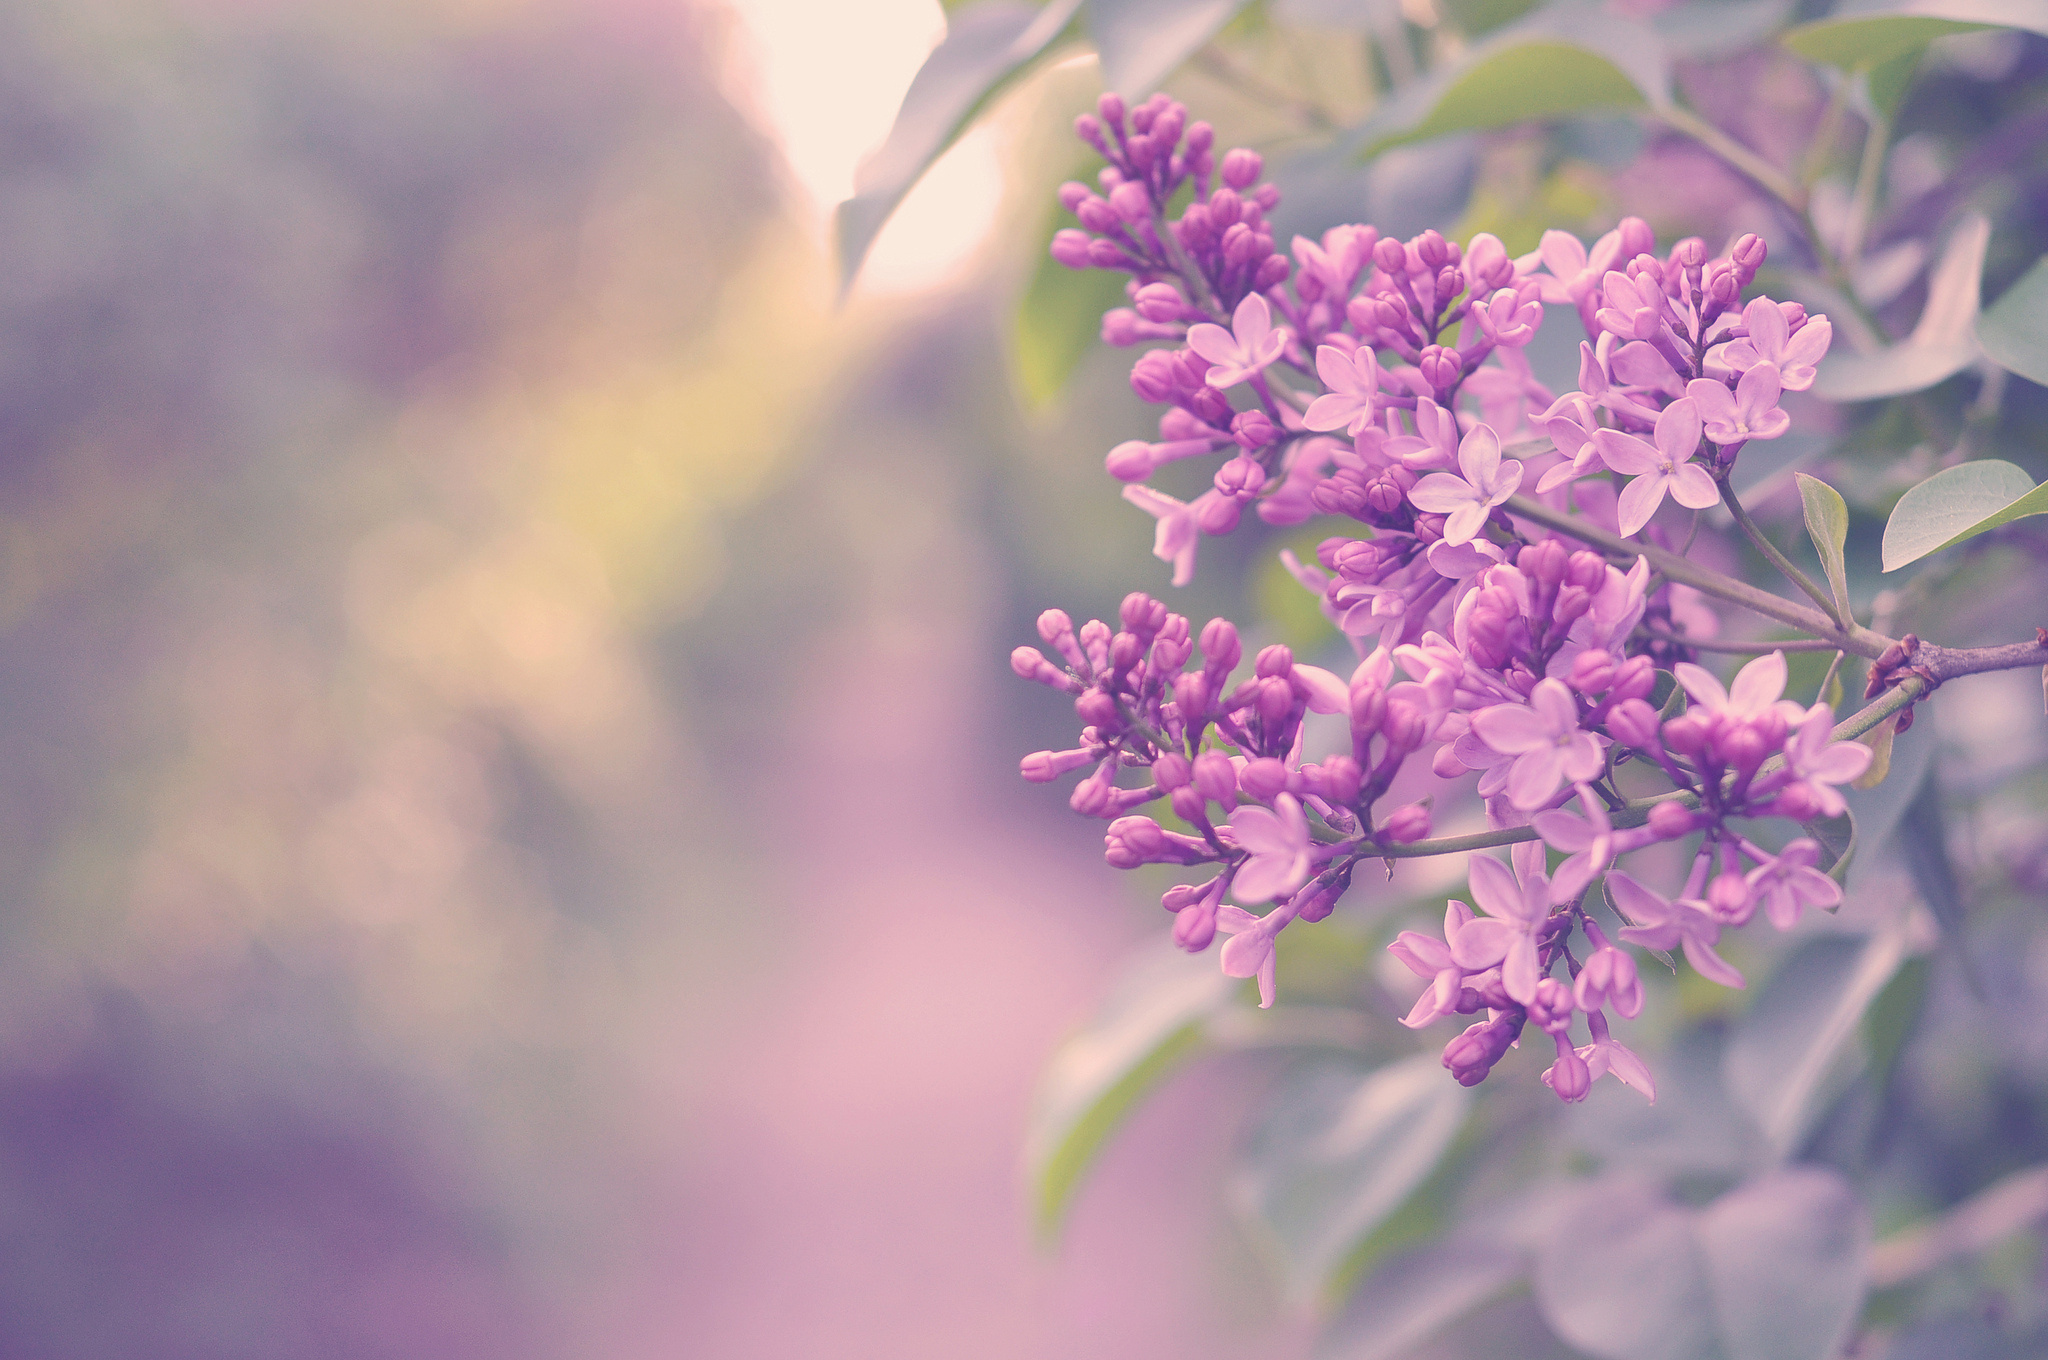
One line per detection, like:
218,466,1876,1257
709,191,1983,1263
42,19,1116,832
8,2,2046,1357
0,2,1305,1355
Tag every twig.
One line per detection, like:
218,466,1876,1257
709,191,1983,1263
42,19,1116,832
1640,630,1842,655
1869,1164,2048,1289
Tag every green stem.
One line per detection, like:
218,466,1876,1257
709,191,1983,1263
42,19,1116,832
1718,479,1845,628
1504,493,1893,659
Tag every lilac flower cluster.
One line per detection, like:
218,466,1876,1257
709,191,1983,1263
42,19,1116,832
1019,94,1871,1102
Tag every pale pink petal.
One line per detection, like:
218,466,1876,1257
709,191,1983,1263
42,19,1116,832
1458,423,1503,489
1595,428,1659,476
1654,397,1703,463
1304,392,1368,432
1507,745,1567,810
1682,935,1746,989
1501,934,1542,1005
1471,703,1553,754
1529,678,1577,732
1668,462,1721,510
1728,651,1788,714
1388,930,1453,976
1538,229,1588,280
1604,870,1673,926
1612,341,1683,395
1408,472,1478,515
1443,501,1489,545
1685,377,1739,431
1531,809,1594,852
1215,904,1261,933
1185,324,1240,367
1599,1041,1657,1102
1615,469,1669,537
1315,344,1360,394
1449,917,1515,970
1673,661,1730,710
1232,292,1273,345
1293,664,1349,714
1466,853,1526,922
1809,742,1873,783
1560,733,1606,782
1744,295,1786,356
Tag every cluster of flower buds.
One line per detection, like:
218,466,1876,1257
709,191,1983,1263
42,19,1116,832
1020,91,1866,1104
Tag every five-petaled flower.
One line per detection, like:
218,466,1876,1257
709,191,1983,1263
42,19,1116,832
1721,296,1832,392
1304,344,1384,436
1227,793,1312,903
1609,871,1745,989
1407,422,1523,545
1188,293,1288,388
1687,363,1790,445
1471,679,1605,812
1595,397,1720,537
1448,842,1553,1005
1780,703,1874,816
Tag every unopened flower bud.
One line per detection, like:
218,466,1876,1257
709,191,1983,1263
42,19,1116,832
1151,752,1192,791
1194,492,1240,535
1240,757,1289,800
1050,229,1094,269
1772,781,1824,820
1528,978,1576,1035
1605,698,1660,748
1373,236,1408,274
1192,749,1237,804
1719,724,1769,774
1609,655,1657,703
1319,755,1362,805
1618,216,1655,259
1382,802,1431,843
1230,410,1275,452
1546,1041,1592,1103
1217,146,1260,189
1170,785,1208,824
1108,180,1152,222
1200,618,1241,672
1105,439,1155,481
1254,644,1294,679
1076,688,1121,728
1647,801,1697,839
1553,585,1593,627
1096,92,1126,128
1521,538,1568,586
1415,229,1448,269
1708,870,1755,926
1444,1015,1518,1087
1568,649,1617,694
1254,253,1291,289
1662,712,1711,757
1134,281,1184,322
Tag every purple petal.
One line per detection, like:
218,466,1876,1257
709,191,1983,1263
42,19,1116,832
1672,661,1729,711
1682,936,1746,989
1654,397,1703,463
1408,473,1478,515
1471,703,1552,754
1466,853,1526,922
1668,462,1721,510
1506,745,1567,810
1729,650,1788,714
1532,809,1594,852
1615,470,1668,537
1185,324,1239,367
1450,916,1515,969
1594,428,1658,476
1501,934,1541,1006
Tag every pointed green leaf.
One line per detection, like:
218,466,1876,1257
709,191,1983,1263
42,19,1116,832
1233,1055,1470,1303
1805,809,1857,884
1027,940,1233,1239
1784,0,2048,70
1795,473,1852,622
1724,930,1910,1160
1977,255,2048,388
1086,0,1250,98
835,0,1083,292
1898,771,1966,938
1880,458,2048,571
1355,2,1671,159
1814,213,1988,401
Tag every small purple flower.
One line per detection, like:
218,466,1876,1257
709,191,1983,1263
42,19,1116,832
1594,397,1718,537
1304,344,1383,436
1721,296,1831,392
1407,423,1522,546
1686,364,1790,444
1747,838,1843,929
1578,1028,1656,1103
1387,900,1474,1029
1216,904,1280,1007
1542,1032,1593,1103
1531,781,1617,900
1122,483,1200,586
1673,650,1802,734
1609,870,1745,989
1470,678,1605,812
1188,293,1287,388
1448,843,1552,1005
1226,792,1312,903
1780,702,1874,816
1572,921,1644,1018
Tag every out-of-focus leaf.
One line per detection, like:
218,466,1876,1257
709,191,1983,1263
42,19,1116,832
1695,1167,1871,1360
1724,931,1910,1160
1086,0,1250,98
1840,717,1932,874
1897,771,1965,938
1814,213,1988,402
1805,809,1857,883
1534,1176,1717,1360
1853,713,1898,790
1234,1055,1470,1303
1027,940,1233,1239
1654,0,1793,57
1355,2,1671,159
1314,1236,1525,1360
1536,1170,1870,1360
1977,255,2048,388
1795,473,1853,622
1860,47,1922,122
1879,458,2046,572
1862,954,1930,1099
836,0,1083,291
1011,212,1128,407
1783,0,2048,69
1568,1031,1763,1176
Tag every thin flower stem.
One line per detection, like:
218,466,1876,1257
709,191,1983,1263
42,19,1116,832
1504,493,1894,659
1817,649,1847,704
1653,106,1809,220
1637,629,1841,654
1718,479,1846,628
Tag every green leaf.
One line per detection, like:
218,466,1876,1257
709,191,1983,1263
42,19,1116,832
1355,1,1671,159
1653,0,1794,59
1814,212,1988,402
1783,0,2048,70
1977,255,2048,388
1805,809,1857,883
1314,1237,1525,1360
1086,0,1250,98
835,0,1083,292
1536,1170,1870,1360
1010,212,1128,407
1233,1055,1470,1303
1026,940,1233,1239
1879,458,2048,572
1898,770,1966,938
1724,931,1910,1160
1795,473,1853,622
1862,955,1930,1100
